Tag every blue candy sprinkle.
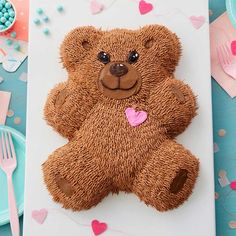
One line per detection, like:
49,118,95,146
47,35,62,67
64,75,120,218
0,12,3,17
0,0,6,5
57,5,64,12
2,7,6,13
8,16,13,22
10,31,16,38
4,12,9,18
4,2,11,9
8,10,15,17
0,4,3,10
42,15,49,22
33,18,40,25
6,38,12,45
14,43,20,51
0,16,6,23
0,25,5,30
36,8,43,15
5,20,11,27
43,28,50,35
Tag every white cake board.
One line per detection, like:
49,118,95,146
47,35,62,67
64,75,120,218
23,0,215,235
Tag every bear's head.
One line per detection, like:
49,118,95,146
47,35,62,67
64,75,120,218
60,25,181,100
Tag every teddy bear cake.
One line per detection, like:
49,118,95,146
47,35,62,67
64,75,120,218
43,25,199,212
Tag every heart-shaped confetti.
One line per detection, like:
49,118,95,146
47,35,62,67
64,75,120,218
218,169,230,187
213,143,219,153
139,0,153,15
91,220,107,235
189,16,206,29
0,48,6,62
32,209,48,224
229,221,236,229
90,0,104,15
230,180,236,190
125,108,148,127
19,72,27,82
231,40,236,56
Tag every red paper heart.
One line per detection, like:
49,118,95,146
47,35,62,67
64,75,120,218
139,0,153,15
231,40,236,56
230,180,236,190
91,220,107,235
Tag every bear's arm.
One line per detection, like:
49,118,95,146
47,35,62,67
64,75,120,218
148,77,197,137
44,81,97,139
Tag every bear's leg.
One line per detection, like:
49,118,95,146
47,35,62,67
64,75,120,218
43,142,112,211
132,140,199,211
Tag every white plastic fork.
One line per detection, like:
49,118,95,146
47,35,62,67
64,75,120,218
217,43,236,80
0,131,20,236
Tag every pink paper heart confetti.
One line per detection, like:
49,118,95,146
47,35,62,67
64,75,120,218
139,0,153,15
229,221,236,229
213,143,219,153
32,209,48,224
230,180,236,190
231,40,236,56
189,16,206,29
125,108,148,127
90,0,104,15
91,220,107,236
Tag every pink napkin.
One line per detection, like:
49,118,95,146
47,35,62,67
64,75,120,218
210,12,236,98
0,91,11,125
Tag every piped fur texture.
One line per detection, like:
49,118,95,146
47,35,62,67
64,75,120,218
43,25,199,212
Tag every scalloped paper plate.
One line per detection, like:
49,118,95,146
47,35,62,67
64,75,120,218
0,125,25,226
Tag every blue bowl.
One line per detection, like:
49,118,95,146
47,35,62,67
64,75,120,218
0,125,25,226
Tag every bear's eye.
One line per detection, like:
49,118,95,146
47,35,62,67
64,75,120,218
128,50,139,64
97,51,110,64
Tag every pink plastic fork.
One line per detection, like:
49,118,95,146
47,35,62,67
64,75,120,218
0,132,20,236
217,43,236,80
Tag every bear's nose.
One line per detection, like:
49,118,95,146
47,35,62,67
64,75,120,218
110,63,128,77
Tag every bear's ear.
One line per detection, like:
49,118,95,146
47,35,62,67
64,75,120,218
139,25,181,74
60,26,103,71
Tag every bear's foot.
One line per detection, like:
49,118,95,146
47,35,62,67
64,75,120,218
170,169,188,194
132,140,199,211
43,142,112,211
55,174,75,197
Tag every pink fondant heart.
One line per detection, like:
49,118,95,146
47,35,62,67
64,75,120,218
125,108,148,127
90,0,104,15
139,0,153,15
230,180,236,190
91,220,107,236
189,16,206,29
231,40,236,56
32,209,48,224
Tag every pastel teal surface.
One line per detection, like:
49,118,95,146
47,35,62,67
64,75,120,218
210,0,236,235
0,59,27,136
0,125,25,226
226,0,236,28
0,59,27,236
